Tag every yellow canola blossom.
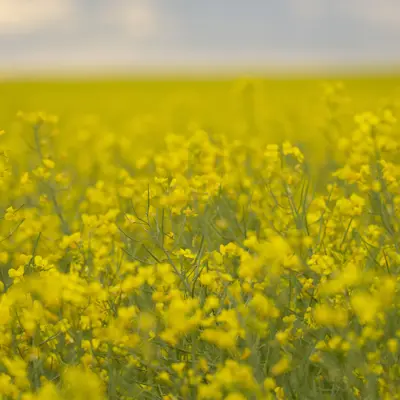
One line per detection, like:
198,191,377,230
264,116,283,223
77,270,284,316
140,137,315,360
0,79,399,399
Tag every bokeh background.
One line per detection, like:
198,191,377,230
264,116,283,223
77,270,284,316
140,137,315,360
1,0,400,173
1,0,400,76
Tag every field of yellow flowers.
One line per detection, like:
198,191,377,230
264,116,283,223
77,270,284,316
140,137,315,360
0,77,400,399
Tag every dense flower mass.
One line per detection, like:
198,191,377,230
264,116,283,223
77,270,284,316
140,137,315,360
0,78,400,399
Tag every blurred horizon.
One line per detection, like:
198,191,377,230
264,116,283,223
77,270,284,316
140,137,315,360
1,0,400,77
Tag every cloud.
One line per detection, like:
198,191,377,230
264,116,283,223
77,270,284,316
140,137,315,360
288,0,400,30
120,2,159,37
100,1,160,38
0,0,75,34
0,0,399,71
340,0,400,30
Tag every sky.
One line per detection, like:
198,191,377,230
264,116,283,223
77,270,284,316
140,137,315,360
1,0,400,74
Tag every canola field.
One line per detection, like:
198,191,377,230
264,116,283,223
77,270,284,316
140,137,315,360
0,76,400,399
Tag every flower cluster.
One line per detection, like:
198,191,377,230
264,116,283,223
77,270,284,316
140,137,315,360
0,81,399,399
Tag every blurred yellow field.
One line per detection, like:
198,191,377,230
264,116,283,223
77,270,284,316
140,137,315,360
0,77,400,399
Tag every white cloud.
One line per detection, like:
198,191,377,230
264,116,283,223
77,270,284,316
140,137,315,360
105,1,159,38
1,0,399,72
289,0,400,30
287,0,400,30
340,0,400,29
0,0,75,34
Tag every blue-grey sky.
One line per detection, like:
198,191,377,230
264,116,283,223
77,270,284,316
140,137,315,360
1,0,400,73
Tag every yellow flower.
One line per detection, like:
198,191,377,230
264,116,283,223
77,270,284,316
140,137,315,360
36,382,63,400
271,356,291,376
387,338,398,354
0,373,18,397
240,348,251,360
224,393,247,400
204,295,220,312
157,371,171,384
3,357,27,379
172,362,186,376
8,265,25,278
4,206,18,221
263,377,276,391
351,292,381,324
42,158,55,169
0,251,9,264
62,366,105,400
313,304,348,328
